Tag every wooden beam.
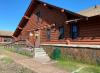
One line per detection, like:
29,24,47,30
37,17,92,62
61,9,64,12
24,16,30,19
12,36,17,40
65,18,82,23
12,36,15,38
26,28,36,32
18,26,23,30
26,30,31,32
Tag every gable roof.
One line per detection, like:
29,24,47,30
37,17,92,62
0,30,13,37
38,0,85,17
79,5,100,17
13,0,86,37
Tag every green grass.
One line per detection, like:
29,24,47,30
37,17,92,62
55,60,80,72
77,65,100,73
0,46,33,57
54,58,100,73
6,48,33,57
53,55,100,73
0,56,13,64
17,49,33,57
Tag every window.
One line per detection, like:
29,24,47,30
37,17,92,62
36,11,41,22
59,26,64,39
4,37,12,42
47,29,51,41
36,11,40,17
71,22,78,39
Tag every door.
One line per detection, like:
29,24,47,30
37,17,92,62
34,30,40,48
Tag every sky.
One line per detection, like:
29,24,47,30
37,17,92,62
0,0,100,31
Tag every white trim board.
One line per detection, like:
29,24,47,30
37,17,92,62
41,44,100,49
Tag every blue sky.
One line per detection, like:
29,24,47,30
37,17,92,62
0,0,100,31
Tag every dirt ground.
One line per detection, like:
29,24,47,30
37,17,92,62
0,55,36,73
0,48,67,73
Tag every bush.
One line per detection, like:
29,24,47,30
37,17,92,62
51,47,61,60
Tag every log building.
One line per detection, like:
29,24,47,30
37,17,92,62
13,0,100,64
0,30,13,44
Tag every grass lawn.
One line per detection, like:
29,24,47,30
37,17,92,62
0,46,33,57
0,55,36,73
78,66,100,73
54,59,100,73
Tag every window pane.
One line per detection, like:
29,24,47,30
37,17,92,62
36,11,41,23
47,29,51,40
4,37,12,42
59,26,64,39
71,23,78,39
72,25,77,32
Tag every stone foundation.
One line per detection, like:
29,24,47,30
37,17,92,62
41,44,100,65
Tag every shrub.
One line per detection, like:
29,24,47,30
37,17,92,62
51,47,61,60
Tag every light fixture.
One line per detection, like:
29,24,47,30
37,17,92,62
29,32,33,36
